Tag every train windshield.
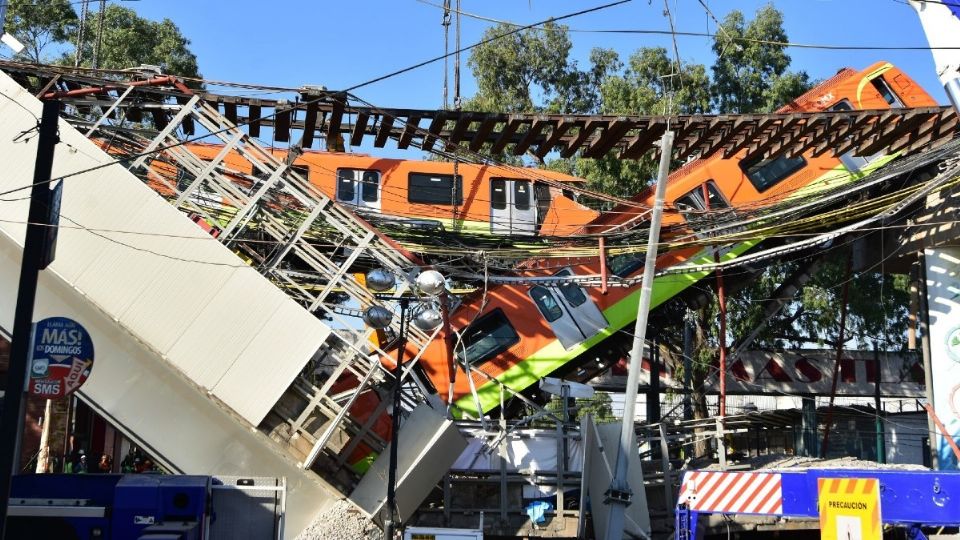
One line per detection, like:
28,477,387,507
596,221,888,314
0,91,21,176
455,308,520,366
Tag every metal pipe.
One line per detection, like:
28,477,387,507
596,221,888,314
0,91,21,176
384,299,408,540
599,236,609,295
42,76,192,99
0,100,61,538
918,251,939,469
702,183,728,419
874,345,886,464
604,130,674,540
683,309,693,421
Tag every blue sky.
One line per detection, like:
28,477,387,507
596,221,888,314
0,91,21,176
126,0,949,109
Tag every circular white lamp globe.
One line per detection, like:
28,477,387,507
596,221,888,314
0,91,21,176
362,305,394,329
412,305,443,331
415,270,446,297
365,268,396,292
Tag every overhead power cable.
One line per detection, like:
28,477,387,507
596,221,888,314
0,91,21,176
413,0,960,51
343,0,632,92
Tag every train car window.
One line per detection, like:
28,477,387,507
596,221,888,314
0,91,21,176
871,77,904,108
741,154,807,193
250,164,271,182
176,166,192,192
535,182,551,231
491,179,507,210
675,181,730,216
607,253,643,278
556,269,587,307
514,181,531,211
291,165,310,180
408,173,464,205
361,171,380,202
336,170,355,201
530,286,564,322
455,308,520,366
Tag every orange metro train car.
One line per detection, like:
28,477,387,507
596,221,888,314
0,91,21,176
414,61,939,417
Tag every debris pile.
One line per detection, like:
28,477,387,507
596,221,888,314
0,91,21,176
297,500,382,540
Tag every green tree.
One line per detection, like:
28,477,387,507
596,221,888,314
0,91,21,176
465,21,600,114
542,391,615,423
2,0,77,63
574,47,711,197
67,5,200,79
710,4,810,113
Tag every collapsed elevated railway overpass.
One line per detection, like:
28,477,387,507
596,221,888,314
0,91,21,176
1,61,960,538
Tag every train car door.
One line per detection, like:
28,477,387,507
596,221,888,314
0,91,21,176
336,169,381,213
490,178,536,236
555,268,608,338
528,269,608,350
828,100,883,173
675,180,737,257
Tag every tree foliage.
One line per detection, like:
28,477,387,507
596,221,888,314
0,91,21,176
576,47,711,197
3,2,199,79
466,22,599,114
66,6,200,79
3,0,77,63
710,4,810,113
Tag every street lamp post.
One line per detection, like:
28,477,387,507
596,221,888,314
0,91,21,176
362,269,445,540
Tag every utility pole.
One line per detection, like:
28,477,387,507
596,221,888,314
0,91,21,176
0,99,61,539
605,130,674,540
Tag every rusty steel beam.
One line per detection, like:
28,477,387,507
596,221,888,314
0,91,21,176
512,118,551,156
830,112,882,157
468,116,498,152
420,113,446,152
3,61,957,165
619,120,666,160
745,115,802,162
300,101,319,149
374,115,394,148
561,120,605,158
534,119,577,159
351,112,370,147
397,114,421,150
582,118,634,159
447,113,474,146
490,118,524,154
673,117,715,162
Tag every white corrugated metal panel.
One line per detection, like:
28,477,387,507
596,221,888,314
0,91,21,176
212,296,332,425
164,268,286,390
62,184,239,353
0,234,335,539
0,70,332,425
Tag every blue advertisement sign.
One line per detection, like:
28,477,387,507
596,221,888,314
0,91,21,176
28,317,95,399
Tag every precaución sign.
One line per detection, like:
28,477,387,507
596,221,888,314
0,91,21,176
28,317,94,399
818,477,882,540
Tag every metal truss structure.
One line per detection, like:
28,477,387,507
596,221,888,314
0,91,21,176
0,63,452,496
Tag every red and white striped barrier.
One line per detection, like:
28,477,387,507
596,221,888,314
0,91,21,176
678,471,783,515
